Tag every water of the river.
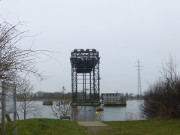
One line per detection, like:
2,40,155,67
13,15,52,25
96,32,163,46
9,99,144,121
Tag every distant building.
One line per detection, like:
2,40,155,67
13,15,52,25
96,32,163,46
101,93,126,106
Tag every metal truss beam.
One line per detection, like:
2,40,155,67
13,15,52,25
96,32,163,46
70,49,100,105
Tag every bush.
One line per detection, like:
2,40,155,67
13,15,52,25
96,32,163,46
96,107,104,111
141,57,180,119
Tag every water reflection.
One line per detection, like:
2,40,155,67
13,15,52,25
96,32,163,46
4,99,143,121
74,106,97,121
72,100,144,121
102,100,143,121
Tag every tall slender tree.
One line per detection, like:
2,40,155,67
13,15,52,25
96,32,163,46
17,78,41,119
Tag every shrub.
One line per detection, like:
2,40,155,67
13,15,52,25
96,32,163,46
141,57,180,119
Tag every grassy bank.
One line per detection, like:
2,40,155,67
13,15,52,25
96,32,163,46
101,119,180,135
1,118,180,135
2,119,91,135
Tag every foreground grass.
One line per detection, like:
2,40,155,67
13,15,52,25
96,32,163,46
100,119,180,135
1,118,180,135
2,119,91,135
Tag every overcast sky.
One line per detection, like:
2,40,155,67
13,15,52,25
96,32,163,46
0,0,180,94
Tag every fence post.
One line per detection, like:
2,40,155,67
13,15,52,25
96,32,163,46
1,81,6,135
13,84,17,135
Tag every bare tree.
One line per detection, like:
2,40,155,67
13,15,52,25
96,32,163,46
51,87,71,119
17,77,41,119
160,55,178,87
0,21,47,82
0,21,49,135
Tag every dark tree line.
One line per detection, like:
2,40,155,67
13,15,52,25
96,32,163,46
29,91,72,100
29,91,138,100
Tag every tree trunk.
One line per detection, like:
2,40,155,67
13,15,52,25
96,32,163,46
24,101,26,119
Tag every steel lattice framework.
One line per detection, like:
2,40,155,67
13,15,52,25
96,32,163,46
70,49,100,106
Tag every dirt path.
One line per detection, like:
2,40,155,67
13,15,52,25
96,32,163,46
78,121,110,132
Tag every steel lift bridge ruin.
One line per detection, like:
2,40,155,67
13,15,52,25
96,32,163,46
70,49,100,106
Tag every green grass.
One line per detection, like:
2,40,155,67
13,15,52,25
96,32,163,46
99,119,180,135
1,119,91,135
1,118,180,135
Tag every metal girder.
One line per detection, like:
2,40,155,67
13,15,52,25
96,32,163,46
70,49,100,106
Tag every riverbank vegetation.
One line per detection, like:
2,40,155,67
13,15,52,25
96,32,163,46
96,107,104,111
1,118,180,135
141,57,180,119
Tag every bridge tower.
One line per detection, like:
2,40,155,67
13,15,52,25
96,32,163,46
70,49,100,106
